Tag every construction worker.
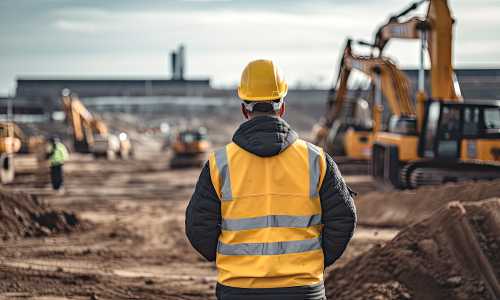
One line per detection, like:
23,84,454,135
46,137,69,192
185,59,356,300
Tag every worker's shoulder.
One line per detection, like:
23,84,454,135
207,142,237,160
293,138,326,155
210,142,236,153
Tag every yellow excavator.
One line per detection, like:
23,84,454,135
367,0,500,188
62,90,132,160
312,39,415,160
170,127,211,168
12,123,46,154
0,122,21,183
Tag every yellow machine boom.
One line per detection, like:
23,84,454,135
313,39,415,160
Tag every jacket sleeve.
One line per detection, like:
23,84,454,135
319,153,357,267
185,162,221,262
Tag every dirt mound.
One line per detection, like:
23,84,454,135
0,189,82,240
326,198,500,300
356,179,500,227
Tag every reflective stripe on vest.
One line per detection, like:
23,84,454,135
217,237,321,256
209,140,327,289
307,142,322,198
214,147,232,201
221,214,322,231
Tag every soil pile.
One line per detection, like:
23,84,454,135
356,179,500,227
326,198,500,300
0,189,82,240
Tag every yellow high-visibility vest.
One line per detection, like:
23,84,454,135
208,139,327,288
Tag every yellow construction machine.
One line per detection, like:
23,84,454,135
0,122,21,183
367,0,500,188
12,123,46,154
313,39,415,160
170,127,211,168
62,90,132,159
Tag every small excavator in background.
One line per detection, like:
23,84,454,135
312,39,415,160
365,0,500,188
12,123,46,155
61,90,132,160
0,122,21,183
170,127,211,168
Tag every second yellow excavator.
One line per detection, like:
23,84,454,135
61,90,132,160
312,39,416,160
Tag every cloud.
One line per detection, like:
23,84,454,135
53,20,99,33
1,0,500,94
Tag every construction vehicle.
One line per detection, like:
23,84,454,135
312,39,415,160
316,88,372,158
0,122,21,183
366,0,500,188
61,90,132,160
12,124,46,154
170,127,210,168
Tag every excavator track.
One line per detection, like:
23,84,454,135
401,160,500,189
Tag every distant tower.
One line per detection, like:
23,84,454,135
170,44,186,80
170,51,178,79
178,45,185,80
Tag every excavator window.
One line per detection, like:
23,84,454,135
422,101,440,158
463,107,480,136
179,131,207,143
436,106,461,159
421,102,463,159
484,108,500,133
463,106,500,137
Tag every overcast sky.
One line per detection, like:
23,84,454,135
1,0,500,95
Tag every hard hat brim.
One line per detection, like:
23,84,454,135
238,85,288,101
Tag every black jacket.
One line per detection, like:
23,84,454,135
185,116,357,300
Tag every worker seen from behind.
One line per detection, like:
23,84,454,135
185,59,357,300
47,137,69,192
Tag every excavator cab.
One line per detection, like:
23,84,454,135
325,97,373,157
418,100,500,161
342,98,374,159
388,116,417,135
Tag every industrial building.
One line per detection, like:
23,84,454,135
15,78,212,99
5,68,500,118
404,68,500,101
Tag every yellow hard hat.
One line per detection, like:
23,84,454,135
238,59,288,101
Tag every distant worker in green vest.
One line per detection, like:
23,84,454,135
47,137,69,192
185,59,357,300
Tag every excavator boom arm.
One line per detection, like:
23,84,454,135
317,40,416,137
62,94,109,147
373,0,460,101
347,56,415,117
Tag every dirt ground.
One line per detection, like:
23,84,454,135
326,198,500,300
0,132,498,299
0,141,393,300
